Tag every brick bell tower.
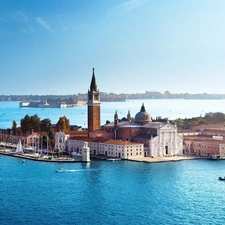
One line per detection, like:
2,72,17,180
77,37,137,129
88,68,101,136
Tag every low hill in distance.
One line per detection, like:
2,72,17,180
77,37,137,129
1,91,225,102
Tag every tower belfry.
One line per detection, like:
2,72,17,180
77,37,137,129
88,68,101,136
114,110,119,126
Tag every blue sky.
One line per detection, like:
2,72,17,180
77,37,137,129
1,0,225,95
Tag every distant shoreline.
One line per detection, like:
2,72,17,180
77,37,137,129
1,92,225,102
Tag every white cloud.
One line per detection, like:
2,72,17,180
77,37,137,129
107,0,149,18
116,0,149,12
36,17,50,30
12,10,29,20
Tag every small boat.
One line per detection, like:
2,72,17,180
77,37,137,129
55,169,67,173
22,159,25,163
16,140,23,153
218,176,225,180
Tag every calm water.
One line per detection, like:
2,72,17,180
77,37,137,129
1,99,225,128
1,156,225,225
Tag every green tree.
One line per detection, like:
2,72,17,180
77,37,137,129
20,115,31,133
48,131,55,150
11,120,17,135
56,116,70,132
40,118,51,132
20,114,41,133
31,114,41,132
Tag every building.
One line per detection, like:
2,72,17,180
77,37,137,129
63,69,183,159
105,104,183,157
182,128,225,158
55,131,70,154
88,68,101,136
66,137,144,160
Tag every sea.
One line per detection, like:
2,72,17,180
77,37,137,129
1,99,225,225
1,99,225,129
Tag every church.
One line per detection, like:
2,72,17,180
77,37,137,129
65,69,183,158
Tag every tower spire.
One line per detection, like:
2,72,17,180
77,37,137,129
90,68,97,91
114,110,119,126
127,110,131,122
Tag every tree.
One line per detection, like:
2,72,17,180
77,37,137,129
56,116,70,132
20,114,41,133
20,115,31,133
40,118,51,132
31,114,41,132
48,131,55,151
11,121,17,136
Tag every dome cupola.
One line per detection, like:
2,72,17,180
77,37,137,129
134,104,151,125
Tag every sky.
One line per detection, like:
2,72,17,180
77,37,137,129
1,0,225,95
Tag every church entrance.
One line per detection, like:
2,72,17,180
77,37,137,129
165,146,168,155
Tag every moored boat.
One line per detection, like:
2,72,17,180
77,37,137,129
218,176,225,180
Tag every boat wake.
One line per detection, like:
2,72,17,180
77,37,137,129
55,169,94,173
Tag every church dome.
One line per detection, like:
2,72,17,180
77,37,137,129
135,104,151,124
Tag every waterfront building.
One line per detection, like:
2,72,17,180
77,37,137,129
24,132,40,149
66,137,144,159
55,131,70,154
182,128,225,158
184,136,225,158
105,105,183,157
64,69,183,159
98,139,144,159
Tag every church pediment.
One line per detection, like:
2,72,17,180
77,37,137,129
159,123,176,131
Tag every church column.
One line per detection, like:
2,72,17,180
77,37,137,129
150,136,153,157
174,131,177,154
159,132,162,156
170,131,173,155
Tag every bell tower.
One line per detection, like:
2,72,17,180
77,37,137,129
88,68,100,136
114,111,119,127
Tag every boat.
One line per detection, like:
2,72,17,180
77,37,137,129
218,177,225,180
55,169,67,173
55,169,78,173
22,159,25,163
15,140,23,153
